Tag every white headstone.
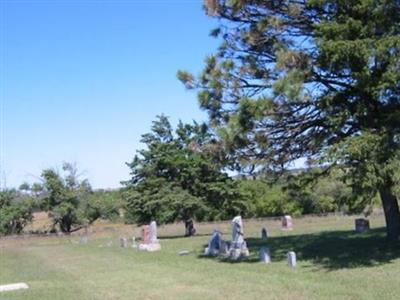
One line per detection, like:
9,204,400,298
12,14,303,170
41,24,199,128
229,216,249,259
287,251,296,267
282,215,293,230
149,221,158,243
259,247,271,263
0,283,29,292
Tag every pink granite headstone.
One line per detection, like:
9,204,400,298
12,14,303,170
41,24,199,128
142,225,151,244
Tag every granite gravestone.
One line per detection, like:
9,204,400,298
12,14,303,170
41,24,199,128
282,215,293,230
204,230,222,256
355,218,370,232
229,216,249,260
261,228,268,240
139,221,161,251
260,247,271,263
287,251,297,267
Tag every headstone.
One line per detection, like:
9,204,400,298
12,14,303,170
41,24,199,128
287,251,296,267
220,240,230,256
79,236,88,244
228,216,249,260
185,219,196,236
282,215,293,230
120,237,128,248
261,228,268,240
355,218,370,232
138,221,161,251
259,247,271,263
142,225,151,244
0,283,29,292
149,221,158,243
132,236,137,248
204,230,222,256
178,250,191,256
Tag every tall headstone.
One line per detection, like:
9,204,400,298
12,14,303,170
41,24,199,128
142,225,151,244
139,222,161,252
261,228,268,240
287,251,296,267
355,218,370,232
259,247,271,263
229,216,249,260
282,215,293,230
132,236,137,248
149,221,158,243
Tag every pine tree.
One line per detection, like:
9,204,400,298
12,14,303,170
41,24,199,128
179,0,400,239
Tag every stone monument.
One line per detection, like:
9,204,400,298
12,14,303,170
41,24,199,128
138,221,161,251
204,230,222,256
282,215,293,230
287,251,296,267
228,216,249,260
355,218,370,232
261,227,268,240
259,247,271,263
120,237,128,248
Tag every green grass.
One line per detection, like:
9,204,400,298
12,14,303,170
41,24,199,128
1,214,400,299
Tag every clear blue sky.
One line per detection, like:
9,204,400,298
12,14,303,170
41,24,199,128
1,0,219,189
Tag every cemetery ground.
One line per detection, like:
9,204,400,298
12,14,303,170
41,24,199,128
1,214,400,300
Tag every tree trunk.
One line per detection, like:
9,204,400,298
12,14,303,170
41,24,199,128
379,184,400,241
184,219,196,237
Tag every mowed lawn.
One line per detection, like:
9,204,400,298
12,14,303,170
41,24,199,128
1,214,400,300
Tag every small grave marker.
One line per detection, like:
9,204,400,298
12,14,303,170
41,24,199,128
261,228,268,240
287,251,297,267
0,283,29,292
355,218,370,232
282,215,293,230
259,247,271,264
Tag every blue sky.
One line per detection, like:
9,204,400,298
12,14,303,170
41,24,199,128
1,0,219,189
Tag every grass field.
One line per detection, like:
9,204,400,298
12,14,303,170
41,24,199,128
1,214,400,300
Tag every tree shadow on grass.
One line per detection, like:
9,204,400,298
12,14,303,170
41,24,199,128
198,227,400,270
158,233,210,240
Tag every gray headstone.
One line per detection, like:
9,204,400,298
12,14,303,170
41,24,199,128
355,218,370,232
231,216,245,248
79,236,88,244
261,228,268,240
229,216,249,259
120,237,128,248
260,247,271,263
205,230,221,256
287,251,296,267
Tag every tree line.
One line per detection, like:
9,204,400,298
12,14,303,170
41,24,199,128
2,0,399,239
